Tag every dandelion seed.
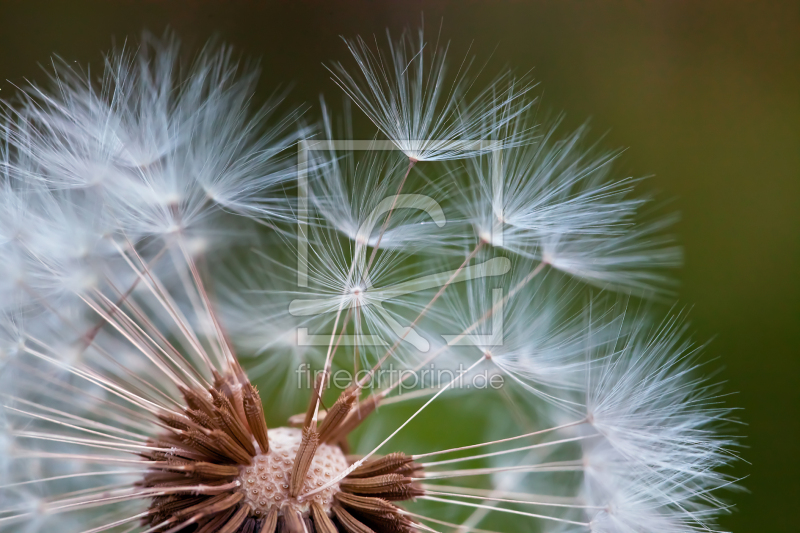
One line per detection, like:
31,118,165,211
328,24,535,162
452,116,681,294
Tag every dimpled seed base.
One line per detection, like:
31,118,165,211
238,426,348,516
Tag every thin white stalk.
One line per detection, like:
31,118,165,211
401,511,503,533
421,495,590,527
84,289,200,392
379,260,549,399
423,490,603,510
21,344,170,415
311,244,361,424
420,484,583,505
300,355,487,500
313,157,418,420
362,157,416,276
11,431,170,454
0,470,141,489
3,396,149,441
100,274,212,389
177,241,238,371
419,460,585,480
412,419,586,459
0,481,242,521
113,240,215,374
421,434,600,468
357,241,484,390
8,451,151,466
3,370,158,434
77,512,150,533
79,292,191,392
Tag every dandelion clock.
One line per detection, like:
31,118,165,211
0,28,738,533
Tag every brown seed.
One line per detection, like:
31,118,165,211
340,474,408,494
173,492,244,519
326,394,380,445
195,505,237,533
158,412,192,431
289,427,320,497
217,504,250,533
318,387,358,443
211,389,257,456
282,508,306,533
310,501,338,533
210,429,254,465
242,382,270,454
182,429,233,463
347,453,414,479
335,492,397,517
180,386,216,417
187,408,218,430
353,512,415,533
303,374,325,428
260,508,278,533
340,474,422,501
332,505,376,533
189,462,241,478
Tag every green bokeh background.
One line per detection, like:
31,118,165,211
1,1,797,531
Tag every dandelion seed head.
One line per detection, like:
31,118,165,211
0,26,738,533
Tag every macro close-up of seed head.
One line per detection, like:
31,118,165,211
1,4,796,533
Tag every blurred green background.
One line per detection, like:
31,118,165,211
1,1,797,531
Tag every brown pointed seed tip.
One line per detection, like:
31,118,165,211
326,394,381,444
217,504,250,533
340,474,423,501
260,508,278,533
289,426,321,497
242,382,270,453
180,385,215,416
189,462,241,478
319,387,359,443
332,504,376,533
311,501,338,533
195,505,237,533
211,389,257,456
335,492,398,517
210,429,253,465
282,508,306,533
348,453,414,479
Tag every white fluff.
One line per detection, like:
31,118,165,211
452,117,682,293
327,25,535,162
8,33,304,237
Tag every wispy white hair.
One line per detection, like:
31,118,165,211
452,116,681,294
308,98,460,253
584,312,736,481
327,24,535,162
5,32,306,238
